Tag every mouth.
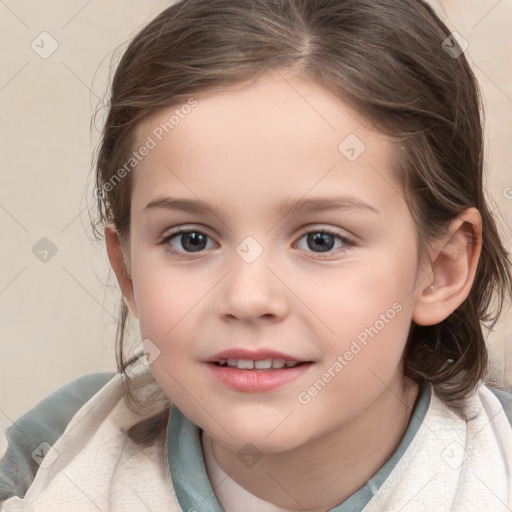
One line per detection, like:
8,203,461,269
205,348,314,391
212,358,309,370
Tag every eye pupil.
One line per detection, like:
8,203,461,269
167,229,346,256
182,232,207,252
307,232,335,253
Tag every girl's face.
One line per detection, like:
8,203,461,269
125,71,429,453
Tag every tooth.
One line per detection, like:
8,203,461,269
254,359,273,369
222,358,299,370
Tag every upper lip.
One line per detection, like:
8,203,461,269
206,348,310,363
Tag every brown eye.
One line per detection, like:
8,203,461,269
161,229,214,254
177,232,208,252
305,232,337,253
295,228,354,256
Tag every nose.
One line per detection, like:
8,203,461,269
214,250,289,324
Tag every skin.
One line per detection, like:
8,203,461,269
105,69,482,511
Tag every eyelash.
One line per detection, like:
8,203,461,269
158,226,355,259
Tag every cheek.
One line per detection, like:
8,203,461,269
298,304,412,425
130,255,212,396
131,249,206,338
299,246,417,394
131,262,208,400
304,256,415,344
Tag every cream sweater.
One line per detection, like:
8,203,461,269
1,364,511,511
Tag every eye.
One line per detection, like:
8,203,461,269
158,226,355,258
295,228,354,256
159,228,215,255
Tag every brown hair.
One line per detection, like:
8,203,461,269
91,0,512,444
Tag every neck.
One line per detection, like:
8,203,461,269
203,372,420,512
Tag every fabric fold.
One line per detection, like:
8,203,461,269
1,367,510,512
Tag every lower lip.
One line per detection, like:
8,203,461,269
206,362,313,392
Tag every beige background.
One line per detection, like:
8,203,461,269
0,0,511,427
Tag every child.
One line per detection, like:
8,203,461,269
2,0,512,510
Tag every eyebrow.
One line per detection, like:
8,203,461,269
143,195,380,217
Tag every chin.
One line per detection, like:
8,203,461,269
206,419,305,454
224,434,301,455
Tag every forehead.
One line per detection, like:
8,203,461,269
130,72,402,217
134,72,375,152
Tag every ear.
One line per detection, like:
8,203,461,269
104,223,138,319
412,207,482,326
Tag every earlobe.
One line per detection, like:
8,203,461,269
412,208,482,326
104,223,138,319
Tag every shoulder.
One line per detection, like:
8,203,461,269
0,371,115,501
485,384,512,427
